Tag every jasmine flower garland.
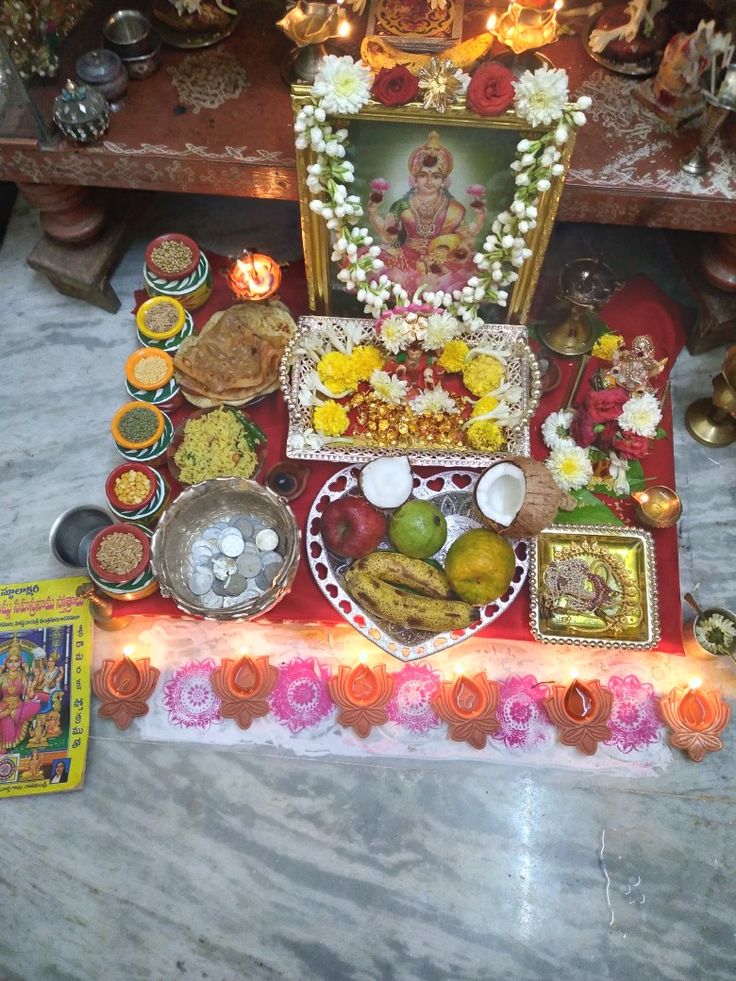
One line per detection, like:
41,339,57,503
295,58,590,322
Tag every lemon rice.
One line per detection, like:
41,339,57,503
174,407,258,484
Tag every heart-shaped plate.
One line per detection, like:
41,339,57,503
306,466,530,661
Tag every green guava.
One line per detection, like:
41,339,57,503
388,500,447,559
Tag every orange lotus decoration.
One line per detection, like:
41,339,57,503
659,685,731,762
92,656,160,730
328,662,395,738
211,655,279,730
544,679,612,755
432,671,500,750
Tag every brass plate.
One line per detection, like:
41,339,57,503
530,524,660,650
156,9,242,49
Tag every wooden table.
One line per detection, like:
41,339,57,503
2,1,735,229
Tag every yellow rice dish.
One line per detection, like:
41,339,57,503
174,407,258,484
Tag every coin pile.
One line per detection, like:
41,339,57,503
184,515,284,610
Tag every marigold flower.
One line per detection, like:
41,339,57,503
462,354,505,396
591,333,624,361
466,420,506,451
313,400,350,437
438,339,470,373
317,351,357,394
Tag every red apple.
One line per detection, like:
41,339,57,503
321,495,387,558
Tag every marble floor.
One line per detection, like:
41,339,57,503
2,194,736,981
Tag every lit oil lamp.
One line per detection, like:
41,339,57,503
659,678,731,762
632,486,682,529
328,655,395,738
227,251,282,302
489,0,563,56
92,646,160,729
431,663,500,749
211,653,279,729
544,676,612,755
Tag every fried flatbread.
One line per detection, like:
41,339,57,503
174,299,295,407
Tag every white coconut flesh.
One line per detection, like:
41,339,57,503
360,456,414,509
476,464,526,527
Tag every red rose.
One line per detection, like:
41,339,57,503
581,387,628,424
467,62,515,117
613,432,649,460
372,66,419,107
593,419,618,451
571,411,596,448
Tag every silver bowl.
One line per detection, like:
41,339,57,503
50,505,114,569
103,9,153,58
122,30,162,80
151,477,300,620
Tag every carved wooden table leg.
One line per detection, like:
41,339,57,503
702,233,736,292
20,188,134,313
16,181,107,245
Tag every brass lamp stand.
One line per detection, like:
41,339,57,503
540,256,623,357
685,345,736,447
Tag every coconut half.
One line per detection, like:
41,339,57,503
475,463,526,529
474,456,576,538
360,456,414,510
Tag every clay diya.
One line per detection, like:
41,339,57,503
92,655,160,729
211,655,279,729
659,682,731,762
328,660,395,738
544,678,613,755
432,667,500,750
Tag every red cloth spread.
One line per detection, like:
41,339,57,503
117,255,686,653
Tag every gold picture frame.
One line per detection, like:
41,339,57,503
292,85,574,324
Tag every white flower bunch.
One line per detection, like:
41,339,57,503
410,387,458,415
369,369,409,404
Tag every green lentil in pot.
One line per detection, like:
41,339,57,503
118,407,159,443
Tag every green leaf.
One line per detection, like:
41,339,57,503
626,459,646,493
554,488,623,526
656,425,668,439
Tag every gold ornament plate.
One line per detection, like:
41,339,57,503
307,466,529,661
280,315,540,468
529,524,660,650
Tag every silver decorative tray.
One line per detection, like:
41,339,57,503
280,316,540,468
306,466,530,661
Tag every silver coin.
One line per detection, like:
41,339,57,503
223,573,248,597
188,569,213,595
255,528,279,552
255,568,278,591
212,555,238,581
211,578,230,597
237,552,262,577
201,590,224,609
218,529,244,557
250,517,265,532
232,517,254,537
242,589,261,601
260,551,283,569
242,541,259,553
202,525,222,539
222,595,245,608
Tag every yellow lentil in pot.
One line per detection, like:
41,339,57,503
133,354,169,387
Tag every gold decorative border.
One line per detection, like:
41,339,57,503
291,86,575,325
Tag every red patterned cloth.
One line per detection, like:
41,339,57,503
117,257,686,653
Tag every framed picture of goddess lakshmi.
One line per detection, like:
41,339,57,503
292,92,574,324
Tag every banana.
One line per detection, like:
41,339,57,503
345,566,477,633
361,33,495,75
349,551,453,599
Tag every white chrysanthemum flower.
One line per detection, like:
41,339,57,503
545,444,593,492
514,66,569,127
313,56,373,115
618,392,662,438
541,408,574,450
379,315,413,354
409,387,458,415
422,311,459,350
370,369,408,405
